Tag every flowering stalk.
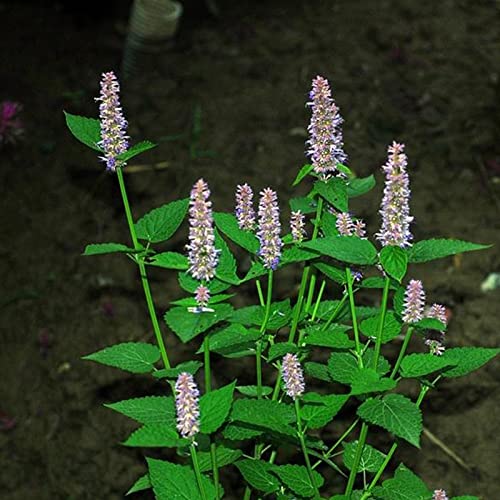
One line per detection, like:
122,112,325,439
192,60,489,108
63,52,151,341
175,372,200,439
433,489,449,500
235,183,256,230
281,354,305,400
257,188,282,270
306,75,347,177
424,303,448,355
376,141,413,247
402,279,426,323
290,210,306,242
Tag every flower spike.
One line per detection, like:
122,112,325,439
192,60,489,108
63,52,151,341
290,210,306,242
257,187,283,270
235,183,256,230
175,372,200,439
402,279,425,323
281,353,305,400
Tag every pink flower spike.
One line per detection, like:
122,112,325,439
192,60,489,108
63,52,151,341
281,353,305,400
432,489,449,500
195,285,210,308
175,372,200,439
235,183,256,230
402,279,425,323
336,212,354,236
290,210,306,242
257,187,283,270
425,303,448,327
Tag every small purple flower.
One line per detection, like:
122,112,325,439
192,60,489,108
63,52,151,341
306,75,347,177
353,219,366,238
257,187,283,270
95,71,129,172
426,303,448,327
195,284,210,308
235,183,256,230
425,339,446,356
0,101,23,146
175,372,200,439
336,212,354,236
186,179,219,281
290,210,306,242
424,303,447,355
376,142,413,247
432,489,449,500
402,279,425,323
281,353,305,400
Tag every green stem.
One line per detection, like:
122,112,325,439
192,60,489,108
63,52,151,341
256,279,265,306
321,291,349,332
310,280,326,323
344,422,368,496
390,327,414,379
345,268,363,366
288,266,310,343
116,167,170,368
373,276,391,369
257,270,273,399
304,271,317,315
190,443,208,500
295,399,320,498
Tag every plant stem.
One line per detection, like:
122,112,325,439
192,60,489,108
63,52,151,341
310,280,326,323
288,266,310,343
390,326,414,379
345,268,363,366
344,422,368,496
257,270,273,398
116,167,170,368
304,271,317,315
373,276,391,368
256,279,265,306
190,443,208,500
321,291,349,332
295,399,320,498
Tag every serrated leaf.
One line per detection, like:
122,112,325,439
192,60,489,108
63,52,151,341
304,323,354,349
372,463,431,500
230,299,292,330
123,425,186,448
393,286,405,316
281,246,319,265
236,385,273,397
82,342,160,373
301,393,349,428
349,368,397,395
83,242,136,256
343,440,386,472
135,198,189,243
165,303,233,343
223,422,263,441
304,362,331,382
290,196,318,214
178,272,231,294
235,459,280,494
215,229,240,285
105,396,175,426
199,381,236,434
360,311,402,344
315,300,346,320
292,164,314,186
268,342,299,362
241,260,268,282
203,324,260,357
118,140,156,162
147,458,216,500
314,262,347,284
408,239,490,263
314,178,348,212
126,473,151,495
271,464,324,497
441,347,500,378
197,445,243,472
149,252,188,270
64,112,102,151
413,317,447,331
320,210,339,237
214,212,260,253
400,354,457,378
153,360,203,379
361,277,398,290
346,175,376,198
302,236,378,265
357,395,423,447
380,246,408,282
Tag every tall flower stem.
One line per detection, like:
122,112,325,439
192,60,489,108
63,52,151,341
190,443,208,500
345,268,363,365
116,167,170,369
373,276,391,368
288,266,310,343
257,270,274,398
295,399,320,498
321,291,349,332
390,326,414,379
344,422,368,496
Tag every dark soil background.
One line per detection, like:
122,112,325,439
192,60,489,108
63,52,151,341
1,0,499,498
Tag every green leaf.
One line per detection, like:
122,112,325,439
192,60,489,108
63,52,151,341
268,342,299,362
241,260,268,282
343,440,386,472
361,277,398,290
408,239,490,263
441,347,500,378
164,303,233,343
304,362,331,382
147,458,216,500
302,236,378,265
235,459,280,494
204,324,260,357
82,342,160,373
105,396,175,426
393,285,405,316
372,463,431,500
198,445,243,472
413,317,447,331
360,311,402,344
126,474,151,495
178,272,231,294
271,464,324,498
380,246,408,282
314,178,348,212
83,242,136,256
349,368,397,395
289,196,318,214
123,425,186,448
346,175,376,198
118,140,156,162
320,210,339,237
199,381,236,434
135,198,189,243
152,360,203,379
292,164,314,186
399,353,457,378
214,229,240,285
301,393,349,428
148,252,188,270
230,299,292,330
357,394,423,447
223,422,263,441
64,112,102,151
451,497,480,500
314,262,347,284
281,246,319,265
214,212,260,253
236,385,273,397
304,324,355,349
328,349,391,385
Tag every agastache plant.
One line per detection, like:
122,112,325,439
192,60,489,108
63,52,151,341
67,72,498,500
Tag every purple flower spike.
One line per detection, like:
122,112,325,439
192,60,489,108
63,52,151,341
0,101,23,146
376,141,413,247
426,303,448,326
282,353,305,400
432,490,449,500
402,279,425,323
235,183,256,230
175,372,200,439
186,179,219,281
353,219,366,238
195,284,210,308
290,210,306,242
257,187,283,270
306,75,347,177
336,212,354,236
96,71,129,172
